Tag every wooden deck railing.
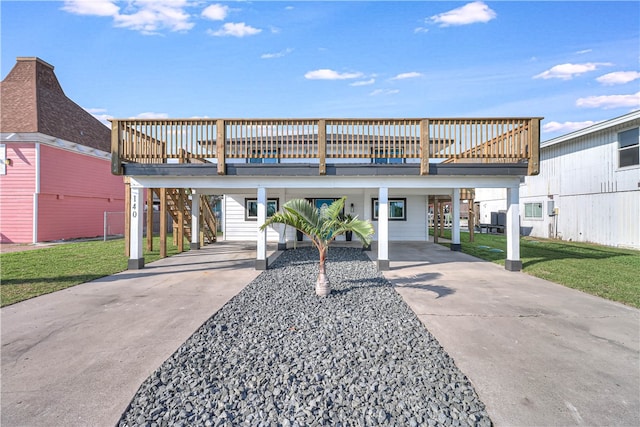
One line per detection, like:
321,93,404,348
111,117,541,176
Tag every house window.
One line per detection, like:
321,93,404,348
249,149,279,164
245,198,279,221
373,148,404,164
618,127,639,168
524,202,543,219
372,198,407,221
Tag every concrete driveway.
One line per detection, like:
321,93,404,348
2,240,638,426
1,242,278,427
379,242,640,427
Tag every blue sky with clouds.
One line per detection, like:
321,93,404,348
2,1,639,140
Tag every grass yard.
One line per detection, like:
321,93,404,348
431,229,640,308
0,237,186,307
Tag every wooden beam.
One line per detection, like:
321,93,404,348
528,118,541,175
420,119,430,175
177,189,184,253
146,189,153,251
111,120,122,175
159,189,167,258
318,119,326,175
216,119,226,175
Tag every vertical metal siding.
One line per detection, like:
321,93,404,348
519,118,640,248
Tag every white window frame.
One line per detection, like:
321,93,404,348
524,202,543,220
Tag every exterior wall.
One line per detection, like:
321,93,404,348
476,115,640,249
0,143,36,243
222,191,429,242
36,145,125,242
475,188,507,225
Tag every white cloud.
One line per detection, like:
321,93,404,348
261,48,293,59
370,89,400,96
596,71,640,86
201,4,228,21
576,92,640,109
576,49,592,55
84,107,113,127
429,1,496,27
542,120,596,134
350,78,376,86
304,69,364,80
391,72,422,80
414,27,429,34
133,112,170,119
533,62,612,80
62,0,119,16
208,22,262,37
63,0,194,34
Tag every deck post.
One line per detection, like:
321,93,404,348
216,119,226,175
191,190,200,250
128,185,144,269
420,119,430,175
110,120,122,175
146,189,153,251
505,186,522,271
528,118,541,176
451,188,461,251
256,187,268,270
318,119,326,175
377,187,389,271
159,189,167,258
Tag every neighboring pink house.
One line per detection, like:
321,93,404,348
0,57,125,243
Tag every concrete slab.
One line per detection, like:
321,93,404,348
1,242,278,427
381,242,640,426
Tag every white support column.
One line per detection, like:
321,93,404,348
256,187,268,270
128,185,145,269
506,186,522,271
377,187,389,270
451,188,461,251
191,191,200,250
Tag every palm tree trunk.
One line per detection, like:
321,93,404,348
315,247,331,297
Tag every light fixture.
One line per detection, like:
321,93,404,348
3,158,11,166
350,203,355,213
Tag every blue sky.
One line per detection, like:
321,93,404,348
2,1,639,140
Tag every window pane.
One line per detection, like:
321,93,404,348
533,203,542,218
267,201,277,217
389,201,405,218
619,128,639,149
620,146,639,168
247,201,258,217
525,203,533,217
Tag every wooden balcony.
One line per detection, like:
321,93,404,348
111,117,541,176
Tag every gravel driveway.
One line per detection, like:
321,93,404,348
118,247,491,426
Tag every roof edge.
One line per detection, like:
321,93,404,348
541,110,640,148
16,57,54,70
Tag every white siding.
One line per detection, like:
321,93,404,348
371,195,428,241
476,113,640,249
223,191,430,242
223,194,281,241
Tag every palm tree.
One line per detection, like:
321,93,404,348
260,197,374,297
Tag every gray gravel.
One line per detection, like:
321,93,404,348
118,247,492,426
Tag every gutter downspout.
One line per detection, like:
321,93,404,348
33,143,40,244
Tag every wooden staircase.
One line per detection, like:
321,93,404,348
155,188,217,245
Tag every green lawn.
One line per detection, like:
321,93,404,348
432,229,640,308
1,237,187,307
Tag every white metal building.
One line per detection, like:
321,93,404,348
476,110,640,249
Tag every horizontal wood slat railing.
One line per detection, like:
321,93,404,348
111,117,541,176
